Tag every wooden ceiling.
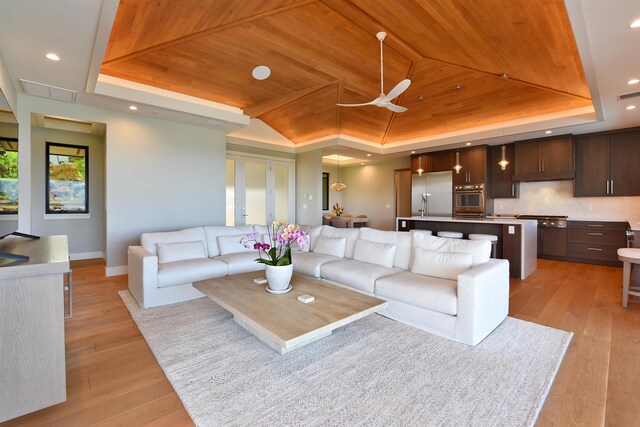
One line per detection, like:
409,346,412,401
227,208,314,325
101,0,592,144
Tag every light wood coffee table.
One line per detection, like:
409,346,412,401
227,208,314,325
193,272,388,354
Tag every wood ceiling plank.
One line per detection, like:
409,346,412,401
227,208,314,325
348,0,590,99
381,61,416,144
339,88,394,142
244,81,339,117
384,59,592,143
104,0,315,63
260,85,339,143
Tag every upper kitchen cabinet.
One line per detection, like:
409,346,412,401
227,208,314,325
575,129,640,196
452,145,488,185
411,151,453,174
489,144,519,198
513,135,574,181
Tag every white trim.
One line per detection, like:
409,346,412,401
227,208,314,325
0,215,18,221
85,0,119,93
43,213,92,220
70,251,103,261
106,265,128,277
226,150,295,164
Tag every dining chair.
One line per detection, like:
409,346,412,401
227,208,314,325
331,216,349,228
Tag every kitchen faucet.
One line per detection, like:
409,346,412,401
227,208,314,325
418,193,428,218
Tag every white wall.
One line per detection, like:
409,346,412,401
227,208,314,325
494,180,640,220
340,157,411,230
30,126,104,258
295,150,322,226
17,94,227,273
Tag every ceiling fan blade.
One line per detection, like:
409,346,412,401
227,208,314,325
386,103,408,113
381,79,411,102
336,101,377,107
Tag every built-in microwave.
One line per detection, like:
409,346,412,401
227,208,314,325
453,183,486,216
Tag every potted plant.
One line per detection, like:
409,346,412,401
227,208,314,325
332,203,344,216
241,221,309,293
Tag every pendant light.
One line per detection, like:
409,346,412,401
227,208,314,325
330,155,347,192
453,150,462,174
498,145,509,170
416,155,424,176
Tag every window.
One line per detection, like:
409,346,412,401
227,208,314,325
0,137,18,214
46,142,88,213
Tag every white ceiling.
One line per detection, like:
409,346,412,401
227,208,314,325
0,0,638,158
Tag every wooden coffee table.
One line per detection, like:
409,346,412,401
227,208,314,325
193,272,388,354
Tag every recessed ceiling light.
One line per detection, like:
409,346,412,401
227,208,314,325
411,151,416,154
499,73,510,79
628,79,640,85
465,142,471,146
129,105,138,111
367,153,372,157
630,19,640,28
360,162,365,165
626,105,637,110
252,65,271,80
545,130,553,134
45,53,60,61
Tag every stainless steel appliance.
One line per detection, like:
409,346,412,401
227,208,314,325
517,215,568,228
517,215,568,257
411,171,453,217
453,183,486,218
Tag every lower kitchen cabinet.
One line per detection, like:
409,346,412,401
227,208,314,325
539,228,567,258
566,221,628,266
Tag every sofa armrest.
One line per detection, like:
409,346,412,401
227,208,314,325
455,259,510,346
127,245,159,308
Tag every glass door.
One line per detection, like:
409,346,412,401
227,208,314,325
243,159,267,225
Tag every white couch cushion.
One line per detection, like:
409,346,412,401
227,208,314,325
156,241,207,264
375,271,458,316
216,251,265,275
412,233,491,267
218,234,255,255
204,225,255,257
291,252,343,278
320,259,400,294
141,227,206,256
313,236,347,258
353,239,397,269
358,228,411,270
319,226,361,258
301,225,321,251
411,248,473,280
157,258,228,288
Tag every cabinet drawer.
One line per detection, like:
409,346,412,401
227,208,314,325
568,220,628,231
567,229,627,247
567,244,620,262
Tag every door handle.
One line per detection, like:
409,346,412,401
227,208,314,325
511,184,515,197
606,180,610,195
587,247,603,251
587,224,604,228
541,158,545,172
611,180,614,194
241,208,249,218
587,233,603,236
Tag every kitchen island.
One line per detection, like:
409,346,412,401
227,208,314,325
396,216,537,279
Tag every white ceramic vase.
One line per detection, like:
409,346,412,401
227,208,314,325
265,264,293,291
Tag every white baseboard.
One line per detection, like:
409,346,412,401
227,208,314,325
106,265,128,277
69,251,104,261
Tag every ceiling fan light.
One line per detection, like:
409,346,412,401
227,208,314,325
330,182,347,192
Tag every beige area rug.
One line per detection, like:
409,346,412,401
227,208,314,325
119,291,572,427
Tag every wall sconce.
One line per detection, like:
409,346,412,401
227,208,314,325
498,145,509,170
453,150,462,174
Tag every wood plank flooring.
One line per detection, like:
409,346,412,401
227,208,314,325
2,258,639,426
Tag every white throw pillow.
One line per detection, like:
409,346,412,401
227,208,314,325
412,233,490,266
156,241,207,264
410,247,473,280
353,239,397,268
313,236,347,258
217,234,255,255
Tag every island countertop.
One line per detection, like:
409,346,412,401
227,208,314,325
0,235,70,279
396,216,538,226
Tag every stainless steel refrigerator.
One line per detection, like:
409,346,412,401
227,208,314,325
411,171,453,217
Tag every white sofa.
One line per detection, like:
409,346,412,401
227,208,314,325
128,225,509,346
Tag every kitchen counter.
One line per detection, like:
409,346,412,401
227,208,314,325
628,220,640,232
396,217,537,279
567,217,631,223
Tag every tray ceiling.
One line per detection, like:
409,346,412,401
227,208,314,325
101,0,592,144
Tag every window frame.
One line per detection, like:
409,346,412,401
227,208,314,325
45,141,89,214
0,136,19,215
322,172,329,211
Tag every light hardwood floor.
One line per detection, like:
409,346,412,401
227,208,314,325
3,258,639,426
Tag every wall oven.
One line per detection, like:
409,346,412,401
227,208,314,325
453,184,486,217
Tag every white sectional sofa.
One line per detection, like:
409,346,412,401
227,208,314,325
128,224,509,346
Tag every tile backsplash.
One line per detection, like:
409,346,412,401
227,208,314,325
494,180,640,220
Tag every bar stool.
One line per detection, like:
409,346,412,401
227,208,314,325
469,233,498,258
617,248,640,307
437,231,463,239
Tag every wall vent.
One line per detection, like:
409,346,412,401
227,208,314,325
20,79,77,103
618,91,640,101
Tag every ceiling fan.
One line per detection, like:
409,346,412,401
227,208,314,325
337,31,411,113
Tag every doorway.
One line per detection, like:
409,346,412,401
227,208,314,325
395,168,412,220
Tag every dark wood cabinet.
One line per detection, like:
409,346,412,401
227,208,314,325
513,135,573,181
574,129,640,197
489,144,518,198
539,228,567,257
566,221,627,266
453,146,487,185
411,151,453,174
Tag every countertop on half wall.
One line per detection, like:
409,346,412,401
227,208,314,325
396,216,538,226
